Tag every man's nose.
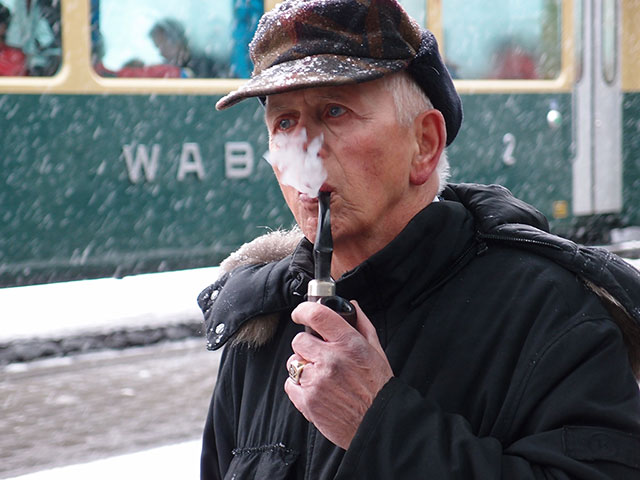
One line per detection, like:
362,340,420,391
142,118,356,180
298,119,323,152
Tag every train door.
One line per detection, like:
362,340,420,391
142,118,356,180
572,0,623,215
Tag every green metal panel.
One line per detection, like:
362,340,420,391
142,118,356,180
448,93,573,233
0,94,293,286
2,90,635,287
623,92,640,227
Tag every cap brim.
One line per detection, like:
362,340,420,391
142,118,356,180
216,54,410,110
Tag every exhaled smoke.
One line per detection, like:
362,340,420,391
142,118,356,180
265,128,327,198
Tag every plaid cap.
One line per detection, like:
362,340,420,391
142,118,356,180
216,0,463,145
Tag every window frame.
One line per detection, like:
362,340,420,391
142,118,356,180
0,0,576,95
0,0,272,94
429,0,575,94
622,0,640,91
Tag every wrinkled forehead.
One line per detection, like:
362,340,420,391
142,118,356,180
264,78,390,112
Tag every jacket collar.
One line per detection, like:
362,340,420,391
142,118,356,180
202,199,477,350
201,183,549,351
331,200,476,315
202,182,640,376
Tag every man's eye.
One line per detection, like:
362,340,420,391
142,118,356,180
327,105,346,118
277,118,295,130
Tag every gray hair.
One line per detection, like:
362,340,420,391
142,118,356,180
382,72,450,194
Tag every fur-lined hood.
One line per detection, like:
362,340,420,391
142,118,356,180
198,228,304,349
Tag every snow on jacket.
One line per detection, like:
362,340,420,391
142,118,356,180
198,183,640,479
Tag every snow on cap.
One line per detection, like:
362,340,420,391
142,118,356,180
216,0,463,145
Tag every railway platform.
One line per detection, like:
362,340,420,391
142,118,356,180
0,267,221,364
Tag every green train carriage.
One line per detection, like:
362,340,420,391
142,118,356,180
0,0,638,287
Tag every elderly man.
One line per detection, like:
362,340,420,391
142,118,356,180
198,1,640,478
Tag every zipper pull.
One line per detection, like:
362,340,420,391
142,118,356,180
475,231,488,256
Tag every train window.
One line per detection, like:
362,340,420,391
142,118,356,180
91,0,264,79
441,0,562,80
601,0,617,84
0,0,61,76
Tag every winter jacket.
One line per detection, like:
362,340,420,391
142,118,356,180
198,183,640,479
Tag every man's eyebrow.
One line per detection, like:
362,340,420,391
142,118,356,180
265,90,356,113
315,92,351,102
264,103,291,117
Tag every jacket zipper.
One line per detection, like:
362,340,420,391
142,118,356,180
413,232,563,308
477,232,564,251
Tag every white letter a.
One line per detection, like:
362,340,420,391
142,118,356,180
177,143,205,181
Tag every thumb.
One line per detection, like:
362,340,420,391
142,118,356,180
351,300,385,358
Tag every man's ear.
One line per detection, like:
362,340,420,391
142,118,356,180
410,109,447,185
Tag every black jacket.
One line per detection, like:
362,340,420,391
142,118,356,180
199,184,640,479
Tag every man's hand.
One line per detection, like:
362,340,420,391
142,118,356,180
284,300,393,450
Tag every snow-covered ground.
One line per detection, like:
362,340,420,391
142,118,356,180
7,441,201,480
1,267,221,480
0,267,220,342
2,258,638,479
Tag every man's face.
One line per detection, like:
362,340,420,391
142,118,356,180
265,79,422,257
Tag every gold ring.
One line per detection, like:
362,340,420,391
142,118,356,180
288,359,306,384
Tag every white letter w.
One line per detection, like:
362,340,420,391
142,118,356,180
123,144,160,183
